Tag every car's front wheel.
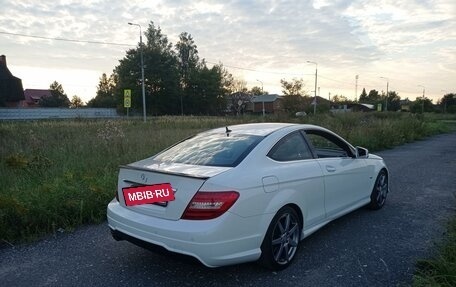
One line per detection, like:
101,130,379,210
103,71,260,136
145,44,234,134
368,169,388,210
259,206,301,270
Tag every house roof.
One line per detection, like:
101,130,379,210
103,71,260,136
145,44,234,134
0,55,24,102
359,103,375,109
252,94,281,103
24,89,52,102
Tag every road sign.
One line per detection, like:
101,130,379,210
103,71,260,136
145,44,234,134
124,89,131,108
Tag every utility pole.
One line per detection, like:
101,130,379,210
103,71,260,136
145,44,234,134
355,75,359,102
128,22,146,122
307,61,318,115
441,90,448,113
256,79,265,116
418,85,425,113
380,77,389,111
385,81,389,111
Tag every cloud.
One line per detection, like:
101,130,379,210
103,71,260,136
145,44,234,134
0,0,455,102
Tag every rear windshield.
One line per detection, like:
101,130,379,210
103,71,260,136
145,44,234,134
153,133,264,167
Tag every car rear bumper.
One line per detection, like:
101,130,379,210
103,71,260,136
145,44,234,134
107,199,265,267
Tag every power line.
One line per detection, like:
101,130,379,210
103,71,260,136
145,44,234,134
2,30,333,79
206,60,315,77
206,60,362,86
2,31,385,90
0,31,134,47
318,75,354,88
4,30,313,79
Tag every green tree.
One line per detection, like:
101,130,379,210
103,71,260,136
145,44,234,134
144,22,180,115
410,97,434,113
367,89,381,104
144,22,174,54
114,21,180,115
280,78,307,114
185,64,228,115
250,86,266,96
113,21,231,115
332,95,353,104
280,78,305,96
358,88,368,102
229,77,248,94
386,91,401,111
87,73,117,108
176,32,201,114
176,32,199,85
70,95,84,108
281,95,305,115
439,93,456,113
40,81,70,107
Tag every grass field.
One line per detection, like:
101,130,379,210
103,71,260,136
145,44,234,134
413,217,456,287
0,112,454,244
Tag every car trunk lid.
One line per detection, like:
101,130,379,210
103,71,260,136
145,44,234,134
117,162,231,220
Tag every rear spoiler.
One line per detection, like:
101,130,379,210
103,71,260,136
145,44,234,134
119,165,210,180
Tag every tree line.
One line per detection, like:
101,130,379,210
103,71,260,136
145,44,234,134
32,20,456,115
86,23,234,115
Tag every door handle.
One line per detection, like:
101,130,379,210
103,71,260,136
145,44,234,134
326,165,336,172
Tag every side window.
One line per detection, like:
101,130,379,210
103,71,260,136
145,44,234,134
305,131,351,158
268,132,313,161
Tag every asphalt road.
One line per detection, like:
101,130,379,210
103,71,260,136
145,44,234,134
1,132,456,287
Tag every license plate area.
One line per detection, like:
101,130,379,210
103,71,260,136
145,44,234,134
122,182,175,207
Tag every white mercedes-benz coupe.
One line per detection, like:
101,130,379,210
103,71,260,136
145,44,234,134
107,123,389,270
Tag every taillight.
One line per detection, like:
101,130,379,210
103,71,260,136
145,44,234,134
181,191,239,220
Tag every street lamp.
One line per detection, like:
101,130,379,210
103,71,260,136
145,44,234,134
418,85,425,113
307,61,318,114
256,79,265,116
380,77,389,111
128,22,146,122
256,79,264,93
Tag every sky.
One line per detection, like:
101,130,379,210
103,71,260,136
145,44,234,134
1,0,455,104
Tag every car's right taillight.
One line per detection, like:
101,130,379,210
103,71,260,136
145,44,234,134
181,191,239,220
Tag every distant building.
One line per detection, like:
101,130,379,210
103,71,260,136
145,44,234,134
0,55,24,107
330,103,375,113
225,92,253,115
306,96,332,107
399,99,411,111
21,89,52,107
250,94,282,114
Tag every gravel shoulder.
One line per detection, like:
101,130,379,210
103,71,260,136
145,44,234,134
1,132,455,287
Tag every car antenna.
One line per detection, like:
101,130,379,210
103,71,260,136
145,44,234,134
225,126,232,137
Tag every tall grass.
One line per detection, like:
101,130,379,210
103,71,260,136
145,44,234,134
0,113,453,243
413,218,456,287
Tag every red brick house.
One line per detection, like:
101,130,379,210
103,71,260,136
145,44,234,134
250,94,282,114
20,89,52,107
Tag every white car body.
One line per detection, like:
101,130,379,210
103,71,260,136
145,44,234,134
107,123,389,268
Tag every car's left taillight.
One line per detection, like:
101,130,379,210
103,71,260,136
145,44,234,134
181,191,239,220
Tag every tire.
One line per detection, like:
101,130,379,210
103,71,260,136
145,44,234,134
368,170,388,210
259,206,301,270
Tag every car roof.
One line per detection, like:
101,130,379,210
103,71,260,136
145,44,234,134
206,123,324,137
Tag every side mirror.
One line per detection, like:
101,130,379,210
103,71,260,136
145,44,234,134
356,146,369,158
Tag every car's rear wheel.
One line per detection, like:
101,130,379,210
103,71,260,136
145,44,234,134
259,206,301,270
368,169,388,210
